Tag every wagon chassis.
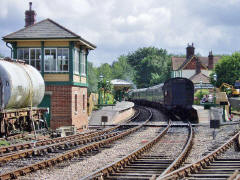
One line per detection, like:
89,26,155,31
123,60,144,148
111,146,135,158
0,107,47,137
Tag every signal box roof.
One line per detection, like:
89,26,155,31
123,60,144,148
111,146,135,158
2,18,96,50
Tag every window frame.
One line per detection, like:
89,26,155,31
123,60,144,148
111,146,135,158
80,50,86,76
44,48,69,73
74,48,80,74
17,48,42,71
29,48,41,71
44,48,57,72
83,92,86,112
74,92,78,115
57,48,69,72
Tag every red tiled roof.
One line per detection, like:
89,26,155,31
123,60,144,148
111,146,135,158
171,56,221,70
172,57,185,70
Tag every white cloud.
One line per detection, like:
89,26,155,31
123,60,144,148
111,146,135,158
0,2,8,18
0,0,240,65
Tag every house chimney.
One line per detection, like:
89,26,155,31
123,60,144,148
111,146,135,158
25,2,36,27
196,57,201,74
186,43,195,59
208,50,214,69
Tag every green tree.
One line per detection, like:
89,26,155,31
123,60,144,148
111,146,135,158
97,63,112,80
210,53,240,87
136,55,171,88
0,53,4,58
111,55,134,81
127,47,165,67
87,61,98,93
127,47,171,88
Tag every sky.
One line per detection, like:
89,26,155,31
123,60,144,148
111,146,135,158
0,0,240,66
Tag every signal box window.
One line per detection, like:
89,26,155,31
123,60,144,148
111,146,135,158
17,48,41,71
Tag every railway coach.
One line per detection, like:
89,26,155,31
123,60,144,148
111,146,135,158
128,77,198,123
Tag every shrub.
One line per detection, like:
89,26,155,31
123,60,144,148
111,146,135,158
194,89,209,105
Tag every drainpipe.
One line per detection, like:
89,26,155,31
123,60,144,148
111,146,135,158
6,42,13,58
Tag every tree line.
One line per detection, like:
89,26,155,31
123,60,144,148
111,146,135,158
88,47,172,93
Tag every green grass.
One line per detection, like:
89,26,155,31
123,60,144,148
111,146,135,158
0,140,10,146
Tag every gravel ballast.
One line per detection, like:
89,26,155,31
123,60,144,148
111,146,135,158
184,123,240,165
19,127,162,180
14,109,240,179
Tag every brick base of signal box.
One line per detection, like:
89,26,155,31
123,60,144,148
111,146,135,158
46,85,88,130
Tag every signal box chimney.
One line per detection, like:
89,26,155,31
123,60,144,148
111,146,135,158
25,2,36,27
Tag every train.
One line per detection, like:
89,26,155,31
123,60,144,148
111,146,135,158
128,77,198,123
0,58,47,137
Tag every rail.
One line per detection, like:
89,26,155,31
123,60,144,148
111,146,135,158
0,107,151,180
158,131,240,179
82,121,170,180
0,131,121,164
159,122,193,177
0,116,134,155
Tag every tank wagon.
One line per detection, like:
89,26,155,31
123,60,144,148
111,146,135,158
0,58,47,137
128,77,198,123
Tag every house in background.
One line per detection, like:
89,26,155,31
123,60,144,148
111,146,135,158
171,43,221,89
2,3,96,130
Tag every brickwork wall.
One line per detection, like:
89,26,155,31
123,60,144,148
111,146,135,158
46,85,88,130
184,58,197,69
184,57,206,70
71,86,88,129
46,85,72,129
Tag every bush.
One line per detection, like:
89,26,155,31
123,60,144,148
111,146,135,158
194,89,209,105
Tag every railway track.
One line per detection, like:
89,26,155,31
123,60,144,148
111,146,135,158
0,107,141,156
0,107,151,180
0,133,27,142
83,119,193,180
0,132,36,145
0,108,141,156
158,131,240,180
0,109,142,162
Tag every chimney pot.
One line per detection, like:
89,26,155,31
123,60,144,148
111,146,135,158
186,43,195,59
25,2,36,27
29,2,32,10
